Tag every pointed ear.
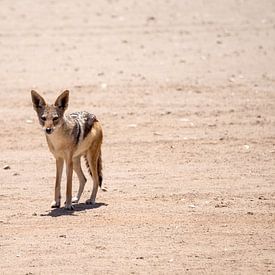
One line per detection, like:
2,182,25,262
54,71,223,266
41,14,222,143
31,90,46,111
54,90,69,110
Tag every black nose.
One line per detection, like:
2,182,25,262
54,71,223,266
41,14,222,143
46,128,52,134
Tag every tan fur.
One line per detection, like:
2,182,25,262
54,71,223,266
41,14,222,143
31,90,103,210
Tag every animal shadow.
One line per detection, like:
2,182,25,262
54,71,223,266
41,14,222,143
45,202,108,217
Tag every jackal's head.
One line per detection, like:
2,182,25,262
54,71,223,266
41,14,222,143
31,90,69,135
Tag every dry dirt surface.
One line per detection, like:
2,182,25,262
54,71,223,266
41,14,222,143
0,0,275,274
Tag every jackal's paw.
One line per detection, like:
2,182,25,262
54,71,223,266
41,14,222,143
85,198,96,205
51,201,60,208
72,196,79,203
65,204,75,211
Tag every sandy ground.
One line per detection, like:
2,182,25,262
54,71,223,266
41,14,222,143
0,0,274,274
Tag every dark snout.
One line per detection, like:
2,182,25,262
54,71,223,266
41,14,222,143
45,128,53,134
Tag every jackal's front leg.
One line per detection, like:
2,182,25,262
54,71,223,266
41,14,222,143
72,157,87,203
65,159,74,210
51,158,64,208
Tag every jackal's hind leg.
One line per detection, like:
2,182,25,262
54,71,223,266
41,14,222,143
72,157,87,203
85,151,100,205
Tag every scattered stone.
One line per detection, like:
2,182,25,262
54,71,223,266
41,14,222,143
32,213,37,216
161,111,171,116
101,187,108,192
95,246,106,250
128,124,137,128
59,234,66,238
258,195,267,200
147,16,156,22
3,165,10,170
169,258,174,262
215,202,228,208
100,83,108,90
247,211,254,215
26,119,33,124
208,124,217,127
188,204,196,208
180,118,190,122
136,256,144,260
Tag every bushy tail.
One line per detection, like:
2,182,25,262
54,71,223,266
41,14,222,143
97,152,103,188
84,151,103,188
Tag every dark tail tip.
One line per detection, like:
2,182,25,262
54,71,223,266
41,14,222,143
99,175,103,188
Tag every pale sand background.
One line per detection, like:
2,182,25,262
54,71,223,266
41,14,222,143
0,0,274,274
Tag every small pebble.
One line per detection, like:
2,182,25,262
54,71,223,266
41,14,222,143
147,16,156,22
100,83,108,90
258,195,267,200
215,203,227,208
180,118,190,122
169,259,174,262
244,145,250,150
101,187,108,192
128,124,137,128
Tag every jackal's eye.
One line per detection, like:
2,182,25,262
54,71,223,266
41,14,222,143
41,116,46,121
53,116,59,121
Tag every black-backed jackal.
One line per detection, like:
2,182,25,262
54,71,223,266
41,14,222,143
31,90,103,210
